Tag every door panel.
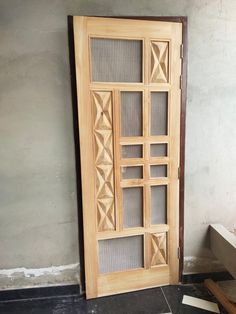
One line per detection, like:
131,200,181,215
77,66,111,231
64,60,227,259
74,16,182,299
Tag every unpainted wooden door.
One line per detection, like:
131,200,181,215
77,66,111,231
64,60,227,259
74,16,182,299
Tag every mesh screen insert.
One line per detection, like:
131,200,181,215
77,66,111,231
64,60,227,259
99,236,144,273
123,187,143,228
151,92,168,135
150,165,167,178
151,185,167,224
122,166,143,180
150,144,167,157
121,92,142,137
122,145,143,158
91,38,142,82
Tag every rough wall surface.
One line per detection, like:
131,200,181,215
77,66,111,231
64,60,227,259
0,0,236,288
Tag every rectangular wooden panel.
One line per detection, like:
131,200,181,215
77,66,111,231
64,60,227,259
92,91,115,232
74,16,182,298
150,41,169,83
98,267,169,297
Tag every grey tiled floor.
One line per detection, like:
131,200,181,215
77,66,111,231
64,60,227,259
0,284,227,314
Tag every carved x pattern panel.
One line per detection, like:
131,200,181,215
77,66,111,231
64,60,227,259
92,91,115,231
150,233,167,266
150,41,169,83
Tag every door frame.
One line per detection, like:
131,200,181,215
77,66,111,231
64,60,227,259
69,16,187,293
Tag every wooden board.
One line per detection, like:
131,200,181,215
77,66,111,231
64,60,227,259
205,279,236,314
218,280,236,303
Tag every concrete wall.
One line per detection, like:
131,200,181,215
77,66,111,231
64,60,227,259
1,0,236,288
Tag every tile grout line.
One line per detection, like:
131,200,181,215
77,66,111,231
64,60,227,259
161,287,173,314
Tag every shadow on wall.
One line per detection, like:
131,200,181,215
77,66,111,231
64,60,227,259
67,15,85,293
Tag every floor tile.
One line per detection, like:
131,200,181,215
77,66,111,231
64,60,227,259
162,284,227,314
0,288,170,314
84,288,171,314
1,284,227,314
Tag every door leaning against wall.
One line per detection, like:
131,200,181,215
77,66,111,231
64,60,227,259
73,16,183,299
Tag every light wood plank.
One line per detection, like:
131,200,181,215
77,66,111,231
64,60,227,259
218,280,236,303
97,267,169,297
167,22,182,284
205,279,236,314
87,17,175,40
73,16,98,298
113,89,122,231
97,225,170,240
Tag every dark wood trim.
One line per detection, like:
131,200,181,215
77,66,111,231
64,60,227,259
179,16,187,283
70,15,187,286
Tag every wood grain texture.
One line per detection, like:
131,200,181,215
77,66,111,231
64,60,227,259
73,16,98,298
74,16,183,298
98,267,169,297
92,91,115,231
150,41,169,83
150,233,167,266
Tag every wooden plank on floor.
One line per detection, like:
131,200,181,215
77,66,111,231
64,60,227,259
204,279,236,314
218,280,236,303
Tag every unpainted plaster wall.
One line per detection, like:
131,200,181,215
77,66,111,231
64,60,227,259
0,0,236,288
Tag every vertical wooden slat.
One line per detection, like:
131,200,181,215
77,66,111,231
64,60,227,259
73,16,98,298
113,89,122,231
168,22,182,284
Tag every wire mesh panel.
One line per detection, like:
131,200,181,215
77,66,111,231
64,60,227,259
151,185,167,224
150,165,167,178
99,236,144,273
121,92,142,137
91,38,143,82
75,16,183,298
122,145,143,158
151,92,168,135
123,187,143,228
122,166,143,180
150,144,167,157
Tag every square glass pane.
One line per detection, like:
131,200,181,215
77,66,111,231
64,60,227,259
99,236,143,273
150,144,167,157
121,92,142,137
123,187,143,228
150,165,167,178
151,185,167,224
91,38,142,82
151,92,168,135
122,145,143,158
122,166,143,180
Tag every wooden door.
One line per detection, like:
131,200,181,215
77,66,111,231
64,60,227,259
73,16,182,299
